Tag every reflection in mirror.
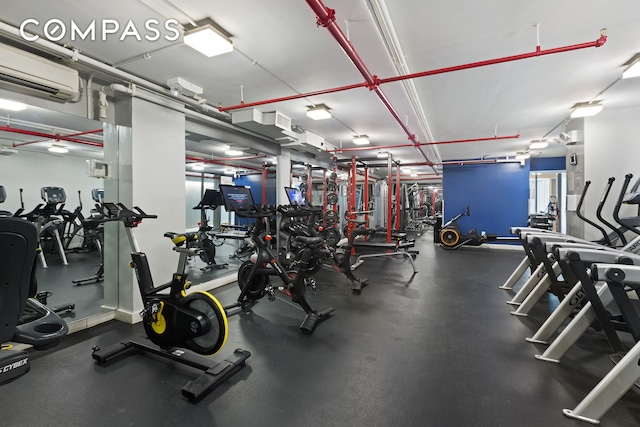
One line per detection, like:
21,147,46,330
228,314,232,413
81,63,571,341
0,103,107,324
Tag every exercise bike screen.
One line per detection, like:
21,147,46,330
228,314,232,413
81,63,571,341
200,189,224,207
285,187,306,206
220,185,255,212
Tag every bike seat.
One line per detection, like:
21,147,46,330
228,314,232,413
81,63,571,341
163,231,198,247
295,236,324,246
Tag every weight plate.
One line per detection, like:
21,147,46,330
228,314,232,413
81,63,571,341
326,192,338,205
299,182,308,192
300,174,308,182
321,228,341,248
329,172,337,181
327,182,337,192
324,210,338,225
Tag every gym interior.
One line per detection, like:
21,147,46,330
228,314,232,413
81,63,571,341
1,2,640,426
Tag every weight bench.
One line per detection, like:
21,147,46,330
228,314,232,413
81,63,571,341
350,238,418,273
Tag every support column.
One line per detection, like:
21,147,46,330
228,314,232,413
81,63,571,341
103,94,186,323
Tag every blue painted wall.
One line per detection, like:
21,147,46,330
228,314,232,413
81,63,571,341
531,156,565,171
442,162,530,237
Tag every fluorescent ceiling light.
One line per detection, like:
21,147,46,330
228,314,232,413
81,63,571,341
184,24,233,57
410,173,418,177
306,104,332,120
515,154,530,160
622,55,640,79
401,167,412,173
353,135,370,145
529,141,549,150
377,152,388,158
570,102,603,118
191,164,205,171
225,149,243,156
48,145,68,154
0,99,27,111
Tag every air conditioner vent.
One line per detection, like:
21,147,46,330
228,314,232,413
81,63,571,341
0,42,79,102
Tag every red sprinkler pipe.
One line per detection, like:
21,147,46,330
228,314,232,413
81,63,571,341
3,126,104,147
379,29,607,85
219,23,606,120
305,0,431,164
326,133,520,153
219,82,366,112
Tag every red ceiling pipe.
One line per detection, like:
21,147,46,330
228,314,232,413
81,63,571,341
305,0,431,165
218,27,606,116
326,133,520,153
219,82,366,112
379,30,607,85
3,126,104,147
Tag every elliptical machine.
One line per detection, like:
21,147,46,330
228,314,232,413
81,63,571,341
90,202,250,401
439,205,496,250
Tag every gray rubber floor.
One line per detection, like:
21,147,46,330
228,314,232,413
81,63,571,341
3,232,640,426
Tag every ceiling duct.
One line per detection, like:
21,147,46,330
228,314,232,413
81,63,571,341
0,145,18,155
281,129,336,155
231,109,292,140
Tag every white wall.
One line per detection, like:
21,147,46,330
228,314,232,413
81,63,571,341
583,105,640,241
0,149,104,214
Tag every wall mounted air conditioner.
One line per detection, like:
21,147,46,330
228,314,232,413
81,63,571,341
0,42,79,102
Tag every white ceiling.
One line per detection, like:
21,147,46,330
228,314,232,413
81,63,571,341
1,0,639,176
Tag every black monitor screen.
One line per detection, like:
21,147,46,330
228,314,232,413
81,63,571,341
285,187,306,206
220,185,255,212
200,189,224,207
41,186,66,204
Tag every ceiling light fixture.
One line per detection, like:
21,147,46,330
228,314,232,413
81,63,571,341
410,172,418,177
0,98,27,111
225,149,243,156
224,168,235,175
622,54,640,79
401,167,412,173
191,163,205,171
353,135,370,145
306,104,332,120
184,24,233,57
377,151,388,158
529,141,549,150
515,154,531,160
570,102,603,118
48,145,68,154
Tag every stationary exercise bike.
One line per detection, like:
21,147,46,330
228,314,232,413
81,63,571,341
220,185,335,334
190,189,228,272
439,205,495,250
91,202,250,401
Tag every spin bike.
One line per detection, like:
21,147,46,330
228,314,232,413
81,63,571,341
220,185,334,334
439,204,496,250
190,189,228,272
90,202,250,401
